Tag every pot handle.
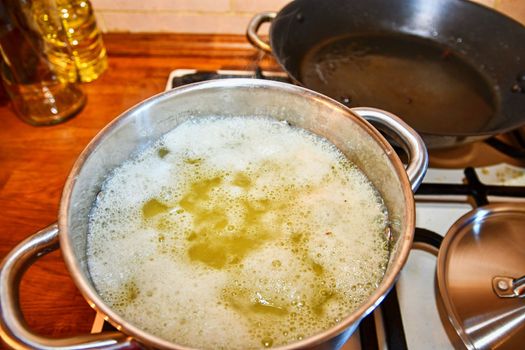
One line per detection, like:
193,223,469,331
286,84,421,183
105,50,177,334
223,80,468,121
351,107,428,191
0,224,141,350
246,12,276,53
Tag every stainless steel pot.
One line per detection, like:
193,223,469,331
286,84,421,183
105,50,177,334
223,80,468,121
0,79,428,350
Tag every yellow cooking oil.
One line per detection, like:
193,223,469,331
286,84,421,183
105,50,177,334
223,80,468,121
32,0,108,83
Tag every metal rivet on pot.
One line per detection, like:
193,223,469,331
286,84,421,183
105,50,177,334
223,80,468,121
341,96,352,106
511,81,525,93
497,280,509,291
511,72,525,93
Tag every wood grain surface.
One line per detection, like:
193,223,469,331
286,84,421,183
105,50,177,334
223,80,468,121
0,33,278,347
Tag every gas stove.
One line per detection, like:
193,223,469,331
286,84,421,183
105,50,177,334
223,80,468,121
91,68,525,349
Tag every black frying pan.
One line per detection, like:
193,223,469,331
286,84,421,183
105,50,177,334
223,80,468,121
247,0,525,149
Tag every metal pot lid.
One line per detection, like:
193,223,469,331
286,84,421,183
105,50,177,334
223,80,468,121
436,204,525,350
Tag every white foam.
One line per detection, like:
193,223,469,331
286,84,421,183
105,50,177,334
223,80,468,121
87,116,389,349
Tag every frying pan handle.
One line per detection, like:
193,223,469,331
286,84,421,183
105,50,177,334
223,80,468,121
0,224,141,349
246,12,276,53
351,107,428,191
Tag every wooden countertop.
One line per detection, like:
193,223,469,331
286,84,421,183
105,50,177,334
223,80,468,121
0,33,278,344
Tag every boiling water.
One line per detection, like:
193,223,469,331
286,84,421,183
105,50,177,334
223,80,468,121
300,34,496,134
87,117,390,349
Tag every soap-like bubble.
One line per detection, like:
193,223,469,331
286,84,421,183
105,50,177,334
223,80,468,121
87,116,389,349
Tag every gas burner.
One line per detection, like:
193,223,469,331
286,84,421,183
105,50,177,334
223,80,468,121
428,134,525,169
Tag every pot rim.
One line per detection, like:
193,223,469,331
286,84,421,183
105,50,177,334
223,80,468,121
59,78,415,350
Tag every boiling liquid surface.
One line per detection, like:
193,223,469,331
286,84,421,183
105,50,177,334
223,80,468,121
88,117,390,349
300,34,496,134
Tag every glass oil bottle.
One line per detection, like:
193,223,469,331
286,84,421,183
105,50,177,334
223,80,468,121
0,0,85,125
33,0,107,82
